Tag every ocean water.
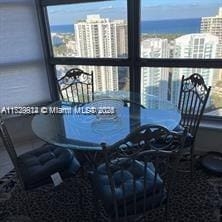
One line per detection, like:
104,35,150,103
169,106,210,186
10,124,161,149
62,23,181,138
141,18,200,34
51,24,74,33
50,18,201,34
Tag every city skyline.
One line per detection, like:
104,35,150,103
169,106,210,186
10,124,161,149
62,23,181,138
53,6,222,114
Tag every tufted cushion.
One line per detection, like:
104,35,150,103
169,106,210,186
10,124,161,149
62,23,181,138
17,144,80,189
91,158,165,217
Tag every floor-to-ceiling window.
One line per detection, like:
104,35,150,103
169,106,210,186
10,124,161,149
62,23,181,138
38,0,222,119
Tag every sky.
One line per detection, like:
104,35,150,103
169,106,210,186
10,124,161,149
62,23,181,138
47,0,222,25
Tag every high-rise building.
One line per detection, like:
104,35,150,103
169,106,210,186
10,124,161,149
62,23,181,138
141,38,170,108
201,7,222,82
116,20,127,57
174,33,218,59
75,15,127,92
171,33,219,106
201,7,222,58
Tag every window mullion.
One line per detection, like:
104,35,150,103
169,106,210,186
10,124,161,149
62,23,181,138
36,0,59,101
128,0,141,96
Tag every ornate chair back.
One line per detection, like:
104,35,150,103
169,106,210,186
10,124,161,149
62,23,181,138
178,73,211,139
112,124,183,152
57,68,94,103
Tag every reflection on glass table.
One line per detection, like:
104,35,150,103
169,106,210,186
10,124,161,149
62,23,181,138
32,94,180,151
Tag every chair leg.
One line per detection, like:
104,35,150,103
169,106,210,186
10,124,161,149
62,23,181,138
174,146,193,174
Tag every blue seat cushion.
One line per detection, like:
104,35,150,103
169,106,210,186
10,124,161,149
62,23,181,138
173,125,194,147
18,144,80,189
90,158,166,217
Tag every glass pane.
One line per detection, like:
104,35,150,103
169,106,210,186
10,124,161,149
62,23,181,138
47,0,128,58
141,67,222,117
141,0,222,59
56,65,129,99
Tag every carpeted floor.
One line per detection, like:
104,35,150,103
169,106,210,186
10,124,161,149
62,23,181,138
0,163,222,222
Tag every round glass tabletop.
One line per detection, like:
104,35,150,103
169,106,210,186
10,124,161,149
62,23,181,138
32,92,181,151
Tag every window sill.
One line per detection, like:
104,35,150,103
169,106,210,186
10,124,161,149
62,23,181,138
199,119,222,131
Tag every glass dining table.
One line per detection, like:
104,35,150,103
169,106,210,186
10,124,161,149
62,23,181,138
32,92,181,151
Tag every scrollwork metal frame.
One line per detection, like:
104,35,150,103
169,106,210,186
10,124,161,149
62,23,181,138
178,73,211,137
178,73,211,175
96,124,185,221
57,68,94,103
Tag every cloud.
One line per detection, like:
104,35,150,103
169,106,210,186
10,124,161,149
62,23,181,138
47,9,61,14
99,6,113,10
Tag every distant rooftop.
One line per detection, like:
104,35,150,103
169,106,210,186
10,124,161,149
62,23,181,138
76,14,125,24
87,14,101,21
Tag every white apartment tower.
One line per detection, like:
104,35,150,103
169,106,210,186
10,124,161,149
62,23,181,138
75,15,126,92
172,33,219,106
141,38,170,108
201,7,222,58
116,20,127,57
201,7,222,82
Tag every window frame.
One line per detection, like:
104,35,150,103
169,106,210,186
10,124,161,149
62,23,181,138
37,0,222,121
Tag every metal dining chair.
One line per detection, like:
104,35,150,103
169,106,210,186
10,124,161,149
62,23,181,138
0,119,80,190
57,68,94,104
57,67,95,169
90,124,185,221
176,73,211,174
